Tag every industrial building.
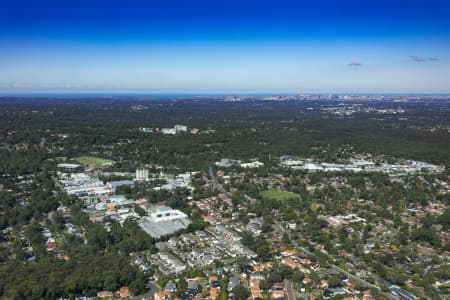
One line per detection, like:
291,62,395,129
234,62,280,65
139,206,191,238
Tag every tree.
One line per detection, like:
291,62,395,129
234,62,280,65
134,205,147,217
328,276,341,288
129,273,146,295
218,276,229,300
233,285,250,300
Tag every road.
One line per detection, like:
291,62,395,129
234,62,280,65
208,166,230,196
286,280,295,300
130,282,159,300
329,265,396,300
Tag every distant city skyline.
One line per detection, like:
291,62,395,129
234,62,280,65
1,0,450,93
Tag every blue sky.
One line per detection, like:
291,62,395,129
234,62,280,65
1,0,450,93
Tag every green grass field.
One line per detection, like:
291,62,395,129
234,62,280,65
73,156,114,168
260,189,301,201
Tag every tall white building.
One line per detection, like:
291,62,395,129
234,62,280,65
174,124,188,134
135,168,149,181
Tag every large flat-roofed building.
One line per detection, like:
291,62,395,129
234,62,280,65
57,163,83,170
139,206,191,238
59,173,111,196
215,158,237,168
174,124,187,133
107,180,134,192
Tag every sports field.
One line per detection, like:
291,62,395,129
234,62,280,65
260,189,301,201
73,156,114,168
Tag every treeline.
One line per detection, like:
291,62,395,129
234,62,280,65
0,253,144,299
1,98,449,174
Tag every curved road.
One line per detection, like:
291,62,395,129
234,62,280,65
274,222,397,300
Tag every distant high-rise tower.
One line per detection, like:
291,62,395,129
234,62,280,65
329,92,338,100
135,168,149,181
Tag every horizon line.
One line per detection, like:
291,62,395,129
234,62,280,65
1,91,450,97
